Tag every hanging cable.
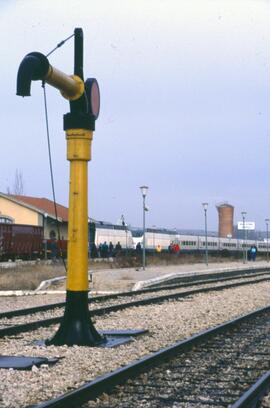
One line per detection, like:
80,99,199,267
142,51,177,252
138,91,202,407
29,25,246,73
42,81,67,271
40,32,75,271
40,32,76,270
46,33,74,58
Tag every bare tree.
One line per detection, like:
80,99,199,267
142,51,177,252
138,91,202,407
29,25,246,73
6,169,25,195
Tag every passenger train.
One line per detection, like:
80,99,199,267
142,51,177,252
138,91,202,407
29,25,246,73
91,223,269,254
0,221,268,261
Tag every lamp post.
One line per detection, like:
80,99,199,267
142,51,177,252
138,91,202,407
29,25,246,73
152,225,156,251
202,203,208,266
140,186,148,270
43,212,48,260
121,214,128,255
241,211,247,263
266,218,269,263
125,226,128,255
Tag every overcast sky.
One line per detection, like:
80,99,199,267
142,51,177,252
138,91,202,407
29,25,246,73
1,0,270,231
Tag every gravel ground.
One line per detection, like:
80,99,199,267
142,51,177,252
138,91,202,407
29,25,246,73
262,394,270,407
0,281,270,407
0,294,66,313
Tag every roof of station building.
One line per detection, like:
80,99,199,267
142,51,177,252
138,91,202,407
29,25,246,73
6,194,69,222
2,193,96,223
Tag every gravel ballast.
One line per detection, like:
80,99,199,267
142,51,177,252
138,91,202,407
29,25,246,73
0,281,270,407
0,294,66,313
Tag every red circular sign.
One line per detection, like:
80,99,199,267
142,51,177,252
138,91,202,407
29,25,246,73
85,78,100,119
91,80,100,118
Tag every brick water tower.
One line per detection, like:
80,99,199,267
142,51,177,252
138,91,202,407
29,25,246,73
216,203,234,238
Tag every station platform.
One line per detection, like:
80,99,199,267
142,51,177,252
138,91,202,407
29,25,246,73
90,260,270,293
0,260,269,297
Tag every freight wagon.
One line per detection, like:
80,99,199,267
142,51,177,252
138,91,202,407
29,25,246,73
0,223,43,260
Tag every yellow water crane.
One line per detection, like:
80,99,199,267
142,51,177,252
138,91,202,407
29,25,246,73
16,28,103,346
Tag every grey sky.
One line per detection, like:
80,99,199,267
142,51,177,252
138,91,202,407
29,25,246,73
1,0,270,231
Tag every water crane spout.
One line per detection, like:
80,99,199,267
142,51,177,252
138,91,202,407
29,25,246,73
16,52,49,97
17,51,84,101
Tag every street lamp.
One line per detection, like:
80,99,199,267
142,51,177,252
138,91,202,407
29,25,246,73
202,203,208,266
152,225,156,251
241,211,247,263
121,214,128,255
43,212,48,260
266,218,269,263
140,185,149,270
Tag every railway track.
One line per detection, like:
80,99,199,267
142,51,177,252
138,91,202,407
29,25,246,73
28,305,270,408
1,271,270,339
1,268,270,322
1,267,269,320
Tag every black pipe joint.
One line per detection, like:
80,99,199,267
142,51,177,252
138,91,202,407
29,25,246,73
64,112,95,131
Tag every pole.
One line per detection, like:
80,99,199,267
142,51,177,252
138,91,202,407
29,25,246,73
66,129,91,291
266,221,269,263
242,213,246,264
43,214,47,260
245,228,247,262
204,208,208,266
143,195,146,270
126,225,127,256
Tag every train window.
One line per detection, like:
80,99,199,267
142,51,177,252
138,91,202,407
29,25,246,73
50,230,56,239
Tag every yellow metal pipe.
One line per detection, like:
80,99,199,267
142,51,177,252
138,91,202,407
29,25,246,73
45,66,84,101
66,129,93,291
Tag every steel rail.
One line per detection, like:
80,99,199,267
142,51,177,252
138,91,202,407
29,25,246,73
1,267,269,319
27,304,270,408
232,370,270,407
1,274,270,339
